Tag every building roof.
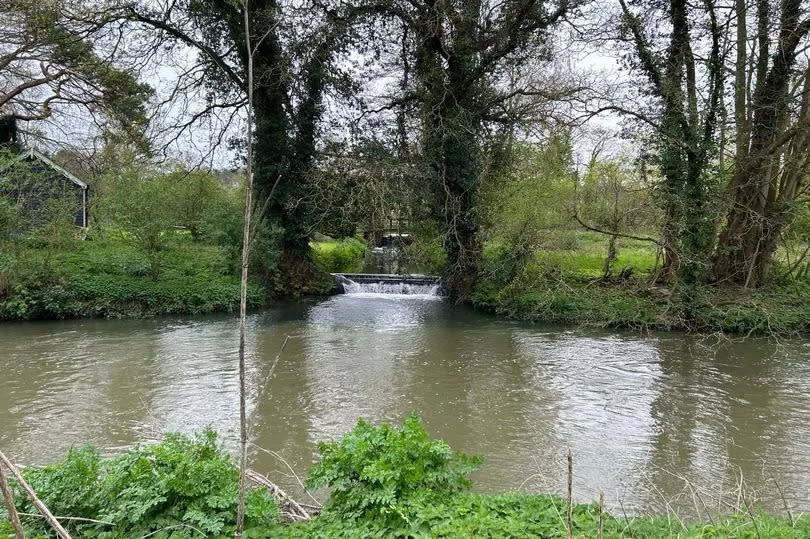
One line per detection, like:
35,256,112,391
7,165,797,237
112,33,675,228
0,148,88,189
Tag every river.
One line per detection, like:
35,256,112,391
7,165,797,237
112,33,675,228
2,292,809,517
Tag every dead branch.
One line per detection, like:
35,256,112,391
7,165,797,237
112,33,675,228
0,451,71,539
16,513,113,526
245,469,314,522
0,463,25,539
572,213,663,246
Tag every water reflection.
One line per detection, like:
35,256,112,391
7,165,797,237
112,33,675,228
1,301,809,517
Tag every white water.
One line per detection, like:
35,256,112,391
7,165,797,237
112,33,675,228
340,277,441,298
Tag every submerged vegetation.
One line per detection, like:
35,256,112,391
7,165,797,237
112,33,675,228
2,417,806,538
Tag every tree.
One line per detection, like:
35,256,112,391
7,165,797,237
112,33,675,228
171,169,226,240
123,0,367,291
713,0,810,287
577,155,658,279
480,132,577,280
615,0,724,285
0,0,151,146
368,0,577,299
100,169,179,279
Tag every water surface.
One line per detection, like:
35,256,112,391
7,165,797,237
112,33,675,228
2,294,809,517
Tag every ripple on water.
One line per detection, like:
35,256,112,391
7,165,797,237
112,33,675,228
2,305,810,517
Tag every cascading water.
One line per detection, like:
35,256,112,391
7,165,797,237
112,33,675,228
335,275,442,298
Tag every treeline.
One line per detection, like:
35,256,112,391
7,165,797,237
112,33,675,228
2,0,810,301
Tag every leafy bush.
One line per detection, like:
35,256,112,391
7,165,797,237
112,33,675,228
307,413,482,524
3,421,810,538
199,188,283,279
170,169,227,240
97,168,181,279
312,237,368,273
8,429,278,538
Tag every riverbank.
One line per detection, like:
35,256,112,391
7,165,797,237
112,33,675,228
0,236,364,321
2,420,806,538
472,234,810,336
3,232,809,337
0,236,267,320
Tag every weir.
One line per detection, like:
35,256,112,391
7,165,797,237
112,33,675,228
332,273,442,296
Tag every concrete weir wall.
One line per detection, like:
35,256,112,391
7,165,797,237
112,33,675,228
332,273,441,294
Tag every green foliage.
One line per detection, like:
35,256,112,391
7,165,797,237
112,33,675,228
0,235,264,320
474,235,810,335
0,148,82,242
6,429,277,538
29,195,81,252
400,220,448,275
307,413,482,525
3,422,809,538
5,2,152,150
170,169,227,240
198,186,284,279
0,196,19,241
98,167,182,279
480,134,578,279
311,237,369,273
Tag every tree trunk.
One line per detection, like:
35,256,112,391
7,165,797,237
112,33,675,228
415,0,485,300
713,0,809,286
232,1,331,292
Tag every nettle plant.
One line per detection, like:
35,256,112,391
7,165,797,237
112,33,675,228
307,413,482,523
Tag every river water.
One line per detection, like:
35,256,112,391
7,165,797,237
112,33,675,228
2,293,809,517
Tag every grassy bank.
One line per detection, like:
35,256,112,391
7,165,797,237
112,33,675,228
0,234,370,321
311,237,368,273
473,232,810,336
1,417,805,538
0,233,266,320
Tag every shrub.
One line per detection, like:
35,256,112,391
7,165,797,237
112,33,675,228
312,237,368,273
170,169,227,240
9,429,278,538
199,188,283,278
97,168,180,279
307,413,482,524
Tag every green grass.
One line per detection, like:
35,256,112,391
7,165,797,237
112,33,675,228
474,231,810,336
0,232,266,320
311,237,368,273
522,230,660,278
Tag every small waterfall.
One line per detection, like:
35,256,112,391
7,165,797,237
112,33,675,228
335,275,441,297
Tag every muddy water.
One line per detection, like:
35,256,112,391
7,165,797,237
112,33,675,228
2,294,809,516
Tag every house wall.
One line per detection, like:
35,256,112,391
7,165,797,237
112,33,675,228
0,154,87,228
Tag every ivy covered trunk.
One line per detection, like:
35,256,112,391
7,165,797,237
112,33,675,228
415,0,484,301
427,107,482,300
713,0,810,287
619,0,725,288
230,0,330,293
